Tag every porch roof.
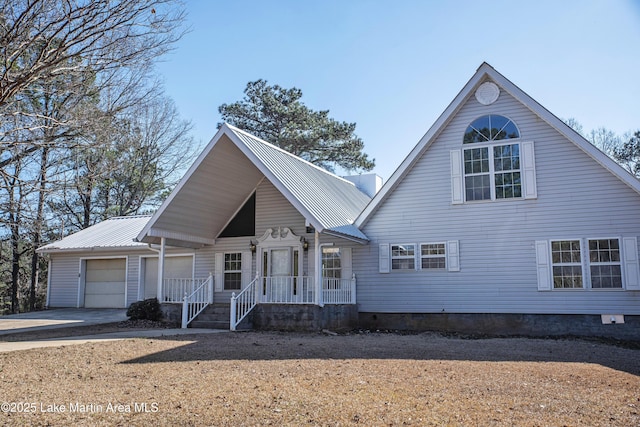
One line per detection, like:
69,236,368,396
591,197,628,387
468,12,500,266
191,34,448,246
137,124,371,247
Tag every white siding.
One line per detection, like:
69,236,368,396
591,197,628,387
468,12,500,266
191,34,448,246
356,84,640,315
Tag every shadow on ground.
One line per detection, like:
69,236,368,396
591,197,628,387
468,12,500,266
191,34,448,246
121,331,640,377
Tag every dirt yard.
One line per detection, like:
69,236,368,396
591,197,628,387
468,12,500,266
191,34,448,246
0,330,638,426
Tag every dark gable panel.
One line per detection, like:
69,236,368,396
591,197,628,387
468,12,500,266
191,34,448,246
219,193,256,238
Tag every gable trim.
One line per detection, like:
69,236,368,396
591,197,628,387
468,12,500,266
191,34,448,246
356,62,640,227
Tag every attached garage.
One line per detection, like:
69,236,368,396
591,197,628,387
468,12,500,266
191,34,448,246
84,258,127,308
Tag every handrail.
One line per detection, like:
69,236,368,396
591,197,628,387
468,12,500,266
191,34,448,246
230,274,259,331
181,273,214,328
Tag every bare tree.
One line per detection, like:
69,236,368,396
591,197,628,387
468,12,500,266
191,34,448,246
50,92,196,231
0,0,188,312
0,0,187,168
0,0,185,107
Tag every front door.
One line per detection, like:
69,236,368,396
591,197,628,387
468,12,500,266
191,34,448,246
262,247,300,302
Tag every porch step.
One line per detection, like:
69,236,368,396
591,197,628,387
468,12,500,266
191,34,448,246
195,303,230,321
189,320,230,329
188,303,235,330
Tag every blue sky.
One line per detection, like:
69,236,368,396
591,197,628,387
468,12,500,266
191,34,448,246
157,0,640,181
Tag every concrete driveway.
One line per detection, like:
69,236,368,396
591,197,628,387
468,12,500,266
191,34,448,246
0,308,128,335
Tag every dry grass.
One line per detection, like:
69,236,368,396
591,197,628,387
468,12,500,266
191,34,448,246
0,331,638,426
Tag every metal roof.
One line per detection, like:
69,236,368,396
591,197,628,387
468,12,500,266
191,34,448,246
228,125,371,241
37,216,151,253
137,124,371,245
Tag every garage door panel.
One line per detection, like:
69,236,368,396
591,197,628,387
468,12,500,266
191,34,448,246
86,269,126,282
84,258,126,308
85,294,124,308
86,282,126,295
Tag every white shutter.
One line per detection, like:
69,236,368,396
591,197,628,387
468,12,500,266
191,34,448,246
446,240,460,272
622,237,640,290
214,253,223,292
450,150,464,204
535,241,552,291
379,243,390,273
521,141,537,199
241,251,253,289
341,247,352,280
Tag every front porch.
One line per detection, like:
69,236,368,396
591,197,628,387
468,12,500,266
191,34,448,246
160,274,357,330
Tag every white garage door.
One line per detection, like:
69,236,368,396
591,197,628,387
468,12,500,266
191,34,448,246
85,259,126,308
143,256,193,300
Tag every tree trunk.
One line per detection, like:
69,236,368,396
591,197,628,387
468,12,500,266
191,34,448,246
29,148,49,310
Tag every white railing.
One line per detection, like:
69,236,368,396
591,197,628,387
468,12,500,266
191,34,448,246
261,276,315,304
230,275,260,331
163,278,209,303
322,274,356,304
181,274,214,328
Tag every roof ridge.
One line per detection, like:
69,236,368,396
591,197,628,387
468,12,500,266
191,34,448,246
108,215,153,220
224,123,358,186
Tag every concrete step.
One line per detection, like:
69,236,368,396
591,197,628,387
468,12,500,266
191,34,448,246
200,304,231,316
189,320,230,329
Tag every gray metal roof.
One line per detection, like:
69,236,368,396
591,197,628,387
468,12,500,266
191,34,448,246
137,124,371,245
38,216,151,253
227,125,371,241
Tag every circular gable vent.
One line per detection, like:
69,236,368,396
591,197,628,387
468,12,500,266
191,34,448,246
475,82,499,105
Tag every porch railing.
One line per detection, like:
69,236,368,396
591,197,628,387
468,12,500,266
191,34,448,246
260,276,315,304
181,273,214,328
322,274,356,305
163,277,209,303
230,275,260,331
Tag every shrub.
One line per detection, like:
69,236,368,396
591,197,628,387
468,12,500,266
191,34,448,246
126,298,163,321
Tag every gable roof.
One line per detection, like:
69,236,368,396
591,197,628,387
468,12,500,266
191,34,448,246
355,62,640,226
37,216,151,253
137,124,370,246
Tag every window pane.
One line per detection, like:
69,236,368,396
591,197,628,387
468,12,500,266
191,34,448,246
553,266,583,289
392,245,414,257
590,265,622,288
224,272,241,290
392,258,415,270
464,115,520,143
551,240,583,289
421,243,445,255
588,239,622,288
422,257,446,269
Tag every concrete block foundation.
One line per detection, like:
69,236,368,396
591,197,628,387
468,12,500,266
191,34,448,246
252,304,358,331
358,312,640,341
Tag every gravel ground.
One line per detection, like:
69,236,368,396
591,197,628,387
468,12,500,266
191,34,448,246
0,330,638,426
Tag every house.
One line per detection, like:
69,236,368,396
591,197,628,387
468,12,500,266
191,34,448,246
39,63,640,339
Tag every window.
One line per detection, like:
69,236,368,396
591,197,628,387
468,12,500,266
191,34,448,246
463,143,522,201
322,247,341,279
549,239,623,290
391,244,415,270
421,243,446,269
224,253,242,290
459,115,524,202
551,240,583,289
463,115,520,144
589,239,622,288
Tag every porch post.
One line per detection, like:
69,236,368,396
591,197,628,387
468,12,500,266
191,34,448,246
314,230,324,307
157,237,166,302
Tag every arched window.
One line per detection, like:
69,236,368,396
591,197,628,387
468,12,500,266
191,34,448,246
457,115,526,201
463,114,519,144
